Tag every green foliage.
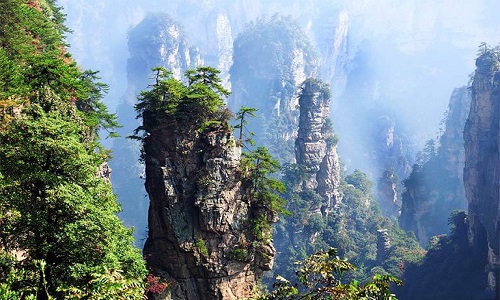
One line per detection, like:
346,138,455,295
0,1,146,298
243,147,288,214
475,43,500,75
258,248,402,300
133,66,230,138
76,70,121,138
0,0,119,139
345,170,373,194
195,239,209,257
234,106,258,148
274,166,422,289
242,147,288,243
59,267,146,300
228,248,249,262
397,211,489,299
0,107,146,297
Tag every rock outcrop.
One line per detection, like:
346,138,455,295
439,87,471,184
230,15,318,163
127,14,202,88
374,116,412,217
376,229,390,264
464,47,500,297
377,168,399,217
141,86,275,299
295,78,342,214
399,87,470,245
110,14,203,243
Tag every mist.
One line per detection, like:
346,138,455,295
58,0,500,238
60,0,500,144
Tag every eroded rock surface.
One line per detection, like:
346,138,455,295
464,49,500,296
399,87,470,245
143,116,274,300
295,78,341,214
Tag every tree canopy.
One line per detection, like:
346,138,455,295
259,248,401,300
133,66,231,139
0,1,146,298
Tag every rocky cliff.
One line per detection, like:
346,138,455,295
127,14,202,89
464,47,500,297
374,116,412,217
140,69,276,300
272,78,345,282
229,15,318,162
399,87,470,245
110,14,203,243
295,78,342,214
439,87,471,186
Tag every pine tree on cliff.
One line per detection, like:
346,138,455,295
0,1,146,298
133,66,287,299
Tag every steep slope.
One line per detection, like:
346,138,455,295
399,87,470,245
273,78,342,283
137,68,278,300
295,78,342,214
229,15,318,162
398,47,500,300
110,14,202,243
464,46,500,297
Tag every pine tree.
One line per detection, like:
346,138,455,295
0,1,146,298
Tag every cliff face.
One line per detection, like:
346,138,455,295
127,14,202,89
272,78,344,281
399,87,470,245
230,16,318,162
142,107,274,299
438,87,470,201
464,48,500,296
377,168,399,217
110,14,203,244
374,116,412,217
295,79,341,213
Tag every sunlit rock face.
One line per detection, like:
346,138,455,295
464,48,500,297
295,79,341,214
127,14,202,92
142,115,275,300
229,15,318,163
203,12,233,89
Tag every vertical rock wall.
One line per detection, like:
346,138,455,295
399,87,470,245
110,14,203,244
295,79,341,214
229,16,318,163
464,49,500,297
143,119,275,300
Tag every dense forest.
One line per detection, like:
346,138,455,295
1,1,499,300
0,0,146,298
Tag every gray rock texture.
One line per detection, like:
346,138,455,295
143,117,274,300
295,79,341,214
464,49,500,296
